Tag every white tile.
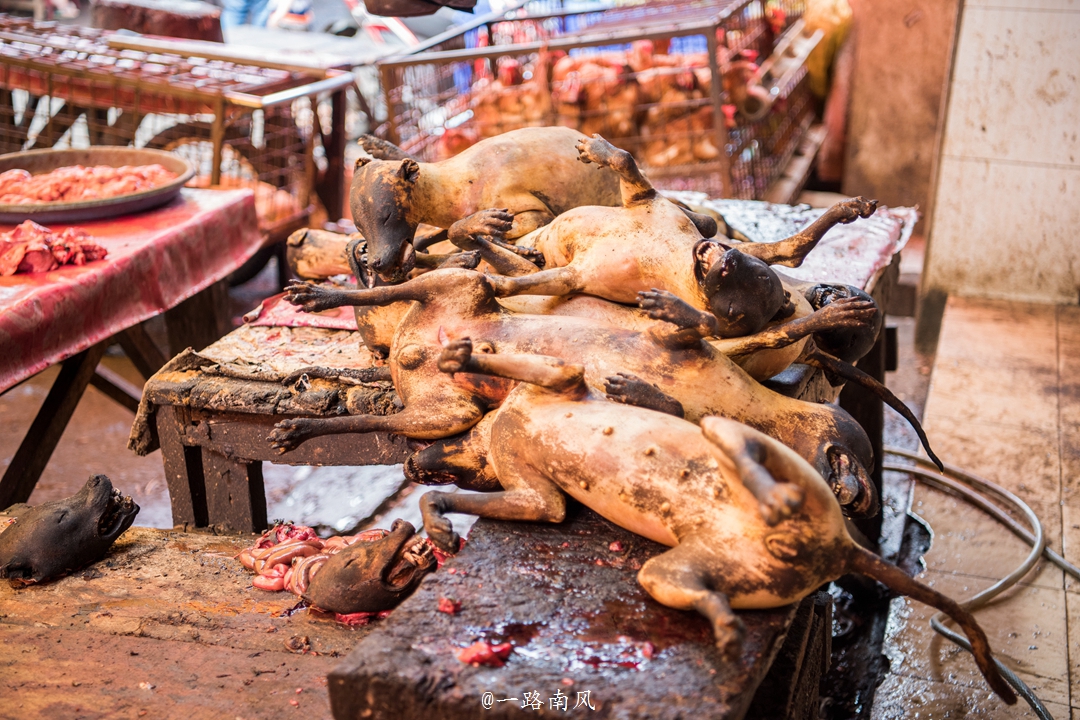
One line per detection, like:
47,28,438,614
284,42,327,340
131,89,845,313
924,157,1080,304
942,6,1080,166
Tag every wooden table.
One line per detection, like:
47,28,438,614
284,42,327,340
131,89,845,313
130,324,408,532
0,189,263,509
331,507,833,720
137,199,916,536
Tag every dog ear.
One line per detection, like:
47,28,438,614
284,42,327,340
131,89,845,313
354,155,373,171
399,158,420,184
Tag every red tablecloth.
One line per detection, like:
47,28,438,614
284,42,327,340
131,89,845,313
0,189,262,392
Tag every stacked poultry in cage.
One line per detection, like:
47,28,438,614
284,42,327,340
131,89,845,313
459,41,765,168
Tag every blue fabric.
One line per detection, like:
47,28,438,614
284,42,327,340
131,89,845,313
221,0,273,28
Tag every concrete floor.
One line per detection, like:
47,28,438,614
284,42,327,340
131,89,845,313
872,300,1080,719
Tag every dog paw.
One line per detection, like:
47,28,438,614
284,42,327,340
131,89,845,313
267,419,311,453
836,196,878,223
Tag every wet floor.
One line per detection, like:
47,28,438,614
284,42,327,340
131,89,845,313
873,301,1080,719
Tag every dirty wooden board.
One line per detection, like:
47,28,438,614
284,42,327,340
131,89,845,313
330,506,799,720
0,526,375,719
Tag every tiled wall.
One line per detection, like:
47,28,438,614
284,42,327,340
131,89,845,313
923,0,1080,305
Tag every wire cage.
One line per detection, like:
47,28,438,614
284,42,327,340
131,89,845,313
0,16,354,239
376,0,818,199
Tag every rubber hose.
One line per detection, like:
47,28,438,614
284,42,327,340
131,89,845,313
882,447,1066,720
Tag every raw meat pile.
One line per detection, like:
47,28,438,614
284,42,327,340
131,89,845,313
236,522,456,625
0,220,107,275
0,164,177,204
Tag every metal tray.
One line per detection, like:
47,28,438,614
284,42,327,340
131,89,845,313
0,147,195,224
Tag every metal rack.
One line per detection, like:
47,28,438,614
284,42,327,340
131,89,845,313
0,16,354,240
376,0,820,199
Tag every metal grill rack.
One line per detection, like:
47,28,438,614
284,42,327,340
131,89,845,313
0,16,354,240
376,0,821,199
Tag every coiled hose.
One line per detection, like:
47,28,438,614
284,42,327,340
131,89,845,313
884,447,1080,720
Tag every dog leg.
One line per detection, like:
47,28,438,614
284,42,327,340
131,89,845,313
484,266,587,299
438,337,587,396
603,373,685,418
714,295,879,357
267,399,485,453
576,134,656,207
638,289,720,340
448,209,542,276
637,541,745,660
506,209,555,239
286,267,498,313
358,134,413,162
736,197,878,268
699,417,805,526
419,472,567,552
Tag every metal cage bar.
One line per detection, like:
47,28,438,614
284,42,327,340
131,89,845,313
375,0,814,199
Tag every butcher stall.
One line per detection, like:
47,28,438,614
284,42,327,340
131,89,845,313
3,195,917,719
0,0,1058,718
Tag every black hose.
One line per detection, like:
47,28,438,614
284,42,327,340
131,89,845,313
883,447,1079,720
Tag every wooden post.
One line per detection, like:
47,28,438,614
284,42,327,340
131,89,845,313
202,449,267,533
117,323,169,380
156,405,209,528
321,87,347,223
0,343,107,508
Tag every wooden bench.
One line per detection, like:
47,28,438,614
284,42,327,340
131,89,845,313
130,324,409,533
330,507,833,720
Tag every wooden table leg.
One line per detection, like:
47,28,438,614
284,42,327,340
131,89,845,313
202,448,267,533
156,405,209,528
89,365,142,413
117,323,168,380
315,88,347,224
164,280,231,355
0,343,107,508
